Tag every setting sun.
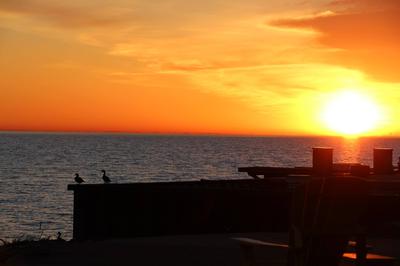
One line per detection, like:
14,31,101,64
1,0,400,136
321,91,382,136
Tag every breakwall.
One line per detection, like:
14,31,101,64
68,179,290,240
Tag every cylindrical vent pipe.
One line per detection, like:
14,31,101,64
312,147,333,176
373,148,393,175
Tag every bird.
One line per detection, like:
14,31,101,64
56,232,63,241
74,173,84,184
101,170,111,183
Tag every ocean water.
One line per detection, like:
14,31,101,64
1,133,400,240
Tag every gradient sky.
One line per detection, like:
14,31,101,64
1,0,399,135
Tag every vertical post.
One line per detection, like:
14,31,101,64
312,147,333,176
373,148,393,174
287,181,308,266
72,187,82,240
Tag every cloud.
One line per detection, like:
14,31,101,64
0,0,292,30
106,62,362,106
0,0,133,28
271,0,400,82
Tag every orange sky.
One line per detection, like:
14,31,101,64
1,0,399,136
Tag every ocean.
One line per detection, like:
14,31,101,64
1,133,400,240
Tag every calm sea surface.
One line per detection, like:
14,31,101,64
1,133,400,240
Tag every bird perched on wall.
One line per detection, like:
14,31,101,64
74,173,84,184
56,231,64,241
101,170,111,183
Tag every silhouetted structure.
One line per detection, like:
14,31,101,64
74,173,84,184
68,179,289,240
373,148,393,174
68,147,400,266
397,156,400,172
312,147,333,176
101,170,111,183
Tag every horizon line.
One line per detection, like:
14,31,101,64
0,129,397,138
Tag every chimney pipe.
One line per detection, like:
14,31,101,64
373,148,393,175
312,147,333,176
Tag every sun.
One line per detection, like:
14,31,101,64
321,90,382,136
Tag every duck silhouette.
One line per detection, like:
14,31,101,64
74,173,84,184
101,170,111,183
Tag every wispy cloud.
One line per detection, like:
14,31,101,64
0,0,134,28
